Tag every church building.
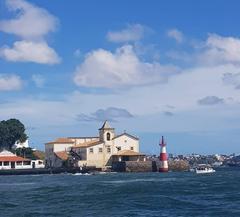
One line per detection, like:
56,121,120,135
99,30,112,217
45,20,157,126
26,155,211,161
45,121,145,169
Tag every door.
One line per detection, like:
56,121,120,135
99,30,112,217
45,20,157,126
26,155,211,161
11,162,15,169
32,162,35,169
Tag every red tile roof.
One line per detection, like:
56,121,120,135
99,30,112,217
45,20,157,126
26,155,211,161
46,138,75,145
0,156,31,162
54,151,69,161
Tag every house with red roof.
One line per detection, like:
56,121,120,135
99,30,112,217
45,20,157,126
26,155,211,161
0,150,32,170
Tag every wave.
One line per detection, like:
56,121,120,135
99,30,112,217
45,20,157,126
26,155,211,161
73,173,92,176
101,177,176,184
0,182,36,186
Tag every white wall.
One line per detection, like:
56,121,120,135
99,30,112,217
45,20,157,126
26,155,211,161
71,138,98,145
0,161,32,170
31,160,44,168
53,143,73,152
113,135,139,154
86,143,105,168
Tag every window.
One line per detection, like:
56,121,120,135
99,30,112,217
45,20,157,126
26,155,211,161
0,162,2,166
107,147,111,153
4,162,9,166
16,161,22,166
130,147,134,151
23,161,31,165
117,147,121,151
99,148,103,153
89,148,94,153
107,133,111,141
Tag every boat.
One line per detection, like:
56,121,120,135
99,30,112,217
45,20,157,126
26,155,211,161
195,164,216,174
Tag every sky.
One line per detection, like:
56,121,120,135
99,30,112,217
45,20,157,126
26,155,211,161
1,0,240,155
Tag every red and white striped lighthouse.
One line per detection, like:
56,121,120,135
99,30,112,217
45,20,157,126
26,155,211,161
159,136,168,172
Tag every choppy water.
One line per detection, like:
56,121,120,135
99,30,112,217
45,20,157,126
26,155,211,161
0,169,240,217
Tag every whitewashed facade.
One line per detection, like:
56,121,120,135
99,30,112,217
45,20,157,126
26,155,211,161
0,150,32,170
45,121,142,169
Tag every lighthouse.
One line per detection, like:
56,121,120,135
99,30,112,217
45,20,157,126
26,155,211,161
159,136,168,172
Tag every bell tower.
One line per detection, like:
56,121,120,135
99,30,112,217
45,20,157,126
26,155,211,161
99,121,115,143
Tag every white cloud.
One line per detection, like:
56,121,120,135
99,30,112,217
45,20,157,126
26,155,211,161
167,28,184,43
0,0,58,39
32,74,45,88
0,0,60,64
1,63,240,151
0,40,61,64
199,34,240,65
107,24,145,43
74,45,180,88
0,74,22,91
167,34,240,66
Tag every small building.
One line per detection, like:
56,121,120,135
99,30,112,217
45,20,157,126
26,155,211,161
45,138,75,168
31,150,45,168
45,121,145,170
0,150,32,170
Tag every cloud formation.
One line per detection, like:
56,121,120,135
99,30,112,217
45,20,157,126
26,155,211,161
0,41,60,64
74,45,180,88
0,0,58,39
107,24,146,43
167,28,184,43
198,96,225,106
77,107,133,122
199,34,240,65
0,74,22,91
0,0,60,64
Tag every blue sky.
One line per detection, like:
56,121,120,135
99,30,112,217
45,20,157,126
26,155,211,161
1,0,240,154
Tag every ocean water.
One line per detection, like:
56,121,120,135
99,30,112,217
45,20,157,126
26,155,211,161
0,169,240,217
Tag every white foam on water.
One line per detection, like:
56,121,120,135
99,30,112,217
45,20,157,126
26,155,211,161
102,177,176,184
0,182,36,186
73,173,92,176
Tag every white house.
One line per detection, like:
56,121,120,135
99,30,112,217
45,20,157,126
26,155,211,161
31,159,45,169
45,121,145,169
0,150,32,170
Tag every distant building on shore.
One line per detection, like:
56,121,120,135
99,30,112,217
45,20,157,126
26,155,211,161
0,149,45,170
0,150,32,170
45,121,145,170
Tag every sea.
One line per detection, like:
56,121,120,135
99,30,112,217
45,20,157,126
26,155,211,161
0,168,239,217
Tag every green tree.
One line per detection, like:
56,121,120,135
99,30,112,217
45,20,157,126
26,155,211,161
0,119,28,150
16,147,35,159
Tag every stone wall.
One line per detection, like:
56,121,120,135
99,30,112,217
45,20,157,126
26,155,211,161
168,160,190,171
112,160,190,172
112,161,155,172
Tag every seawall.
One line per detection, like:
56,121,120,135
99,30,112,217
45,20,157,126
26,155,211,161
112,160,189,172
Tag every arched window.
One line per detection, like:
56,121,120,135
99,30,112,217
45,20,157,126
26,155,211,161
107,132,111,141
